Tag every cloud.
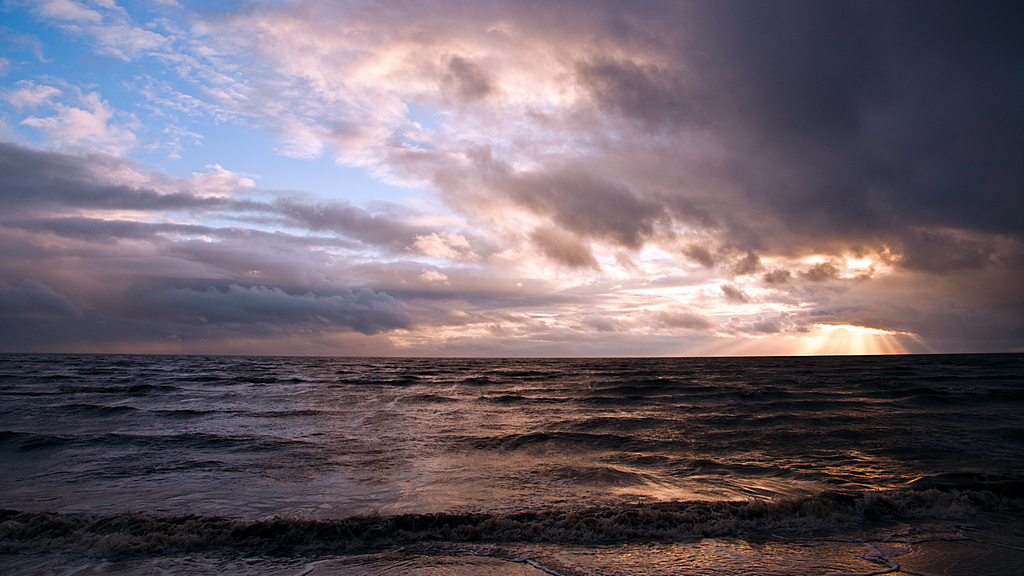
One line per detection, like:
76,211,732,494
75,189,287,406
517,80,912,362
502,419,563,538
801,262,839,283
452,149,667,250
684,245,717,269
2,1,1024,355
86,19,170,60
580,315,622,332
3,81,62,108
29,0,171,60
146,284,410,335
180,164,254,197
0,142,225,212
0,279,80,318
576,57,703,130
763,269,791,285
629,1,1024,255
656,310,713,331
0,143,426,250
0,143,510,351
445,56,492,101
418,269,448,284
530,226,598,270
732,252,761,275
231,2,1022,269
720,284,748,303
895,229,994,273
34,0,102,23
272,198,431,249
20,91,137,154
216,0,1020,276
413,232,475,260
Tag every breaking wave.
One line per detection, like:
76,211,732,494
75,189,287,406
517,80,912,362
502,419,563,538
2,485,1021,558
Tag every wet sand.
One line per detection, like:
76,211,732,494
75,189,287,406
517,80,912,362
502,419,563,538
304,527,1024,576
6,519,1023,576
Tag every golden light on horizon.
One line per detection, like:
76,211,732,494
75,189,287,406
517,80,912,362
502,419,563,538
796,324,911,355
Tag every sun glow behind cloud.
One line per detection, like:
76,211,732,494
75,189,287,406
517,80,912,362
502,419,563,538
796,325,917,356
687,324,922,358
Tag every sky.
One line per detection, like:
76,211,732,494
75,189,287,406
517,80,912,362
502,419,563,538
1,0,1023,356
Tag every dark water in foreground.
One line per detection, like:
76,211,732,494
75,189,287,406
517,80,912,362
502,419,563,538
2,353,1023,575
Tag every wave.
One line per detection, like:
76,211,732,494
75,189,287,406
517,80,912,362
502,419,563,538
906,473,1024,497
0,430,309,453
565,416,675,432
25,405,248,419
481,394,529,404
59,383,179,395
338,374,425,386
587,384,689,395
229,376,284,384
2,485,1021,558
151,408,233,419
543,465,649,487
469,431,663,452
489,370,557,380
403,394,459,404
478,394,571,405
62,403,142,416
180,375,229,383
0,430,67,451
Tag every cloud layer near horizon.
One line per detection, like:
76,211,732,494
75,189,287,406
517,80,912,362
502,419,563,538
1,0,1022,355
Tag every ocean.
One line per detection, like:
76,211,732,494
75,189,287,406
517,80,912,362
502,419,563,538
1,353,1023,575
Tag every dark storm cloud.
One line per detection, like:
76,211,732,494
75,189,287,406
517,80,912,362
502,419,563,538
569,1,1024,259
0,143,443,346
577,57,706,130
145,285,410,334
469,148,667,249
0,280,80,318
894,229,993,273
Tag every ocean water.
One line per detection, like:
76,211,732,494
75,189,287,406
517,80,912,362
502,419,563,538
1,353,1023,575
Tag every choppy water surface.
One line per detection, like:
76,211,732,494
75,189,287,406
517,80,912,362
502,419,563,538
2,354,1023,574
